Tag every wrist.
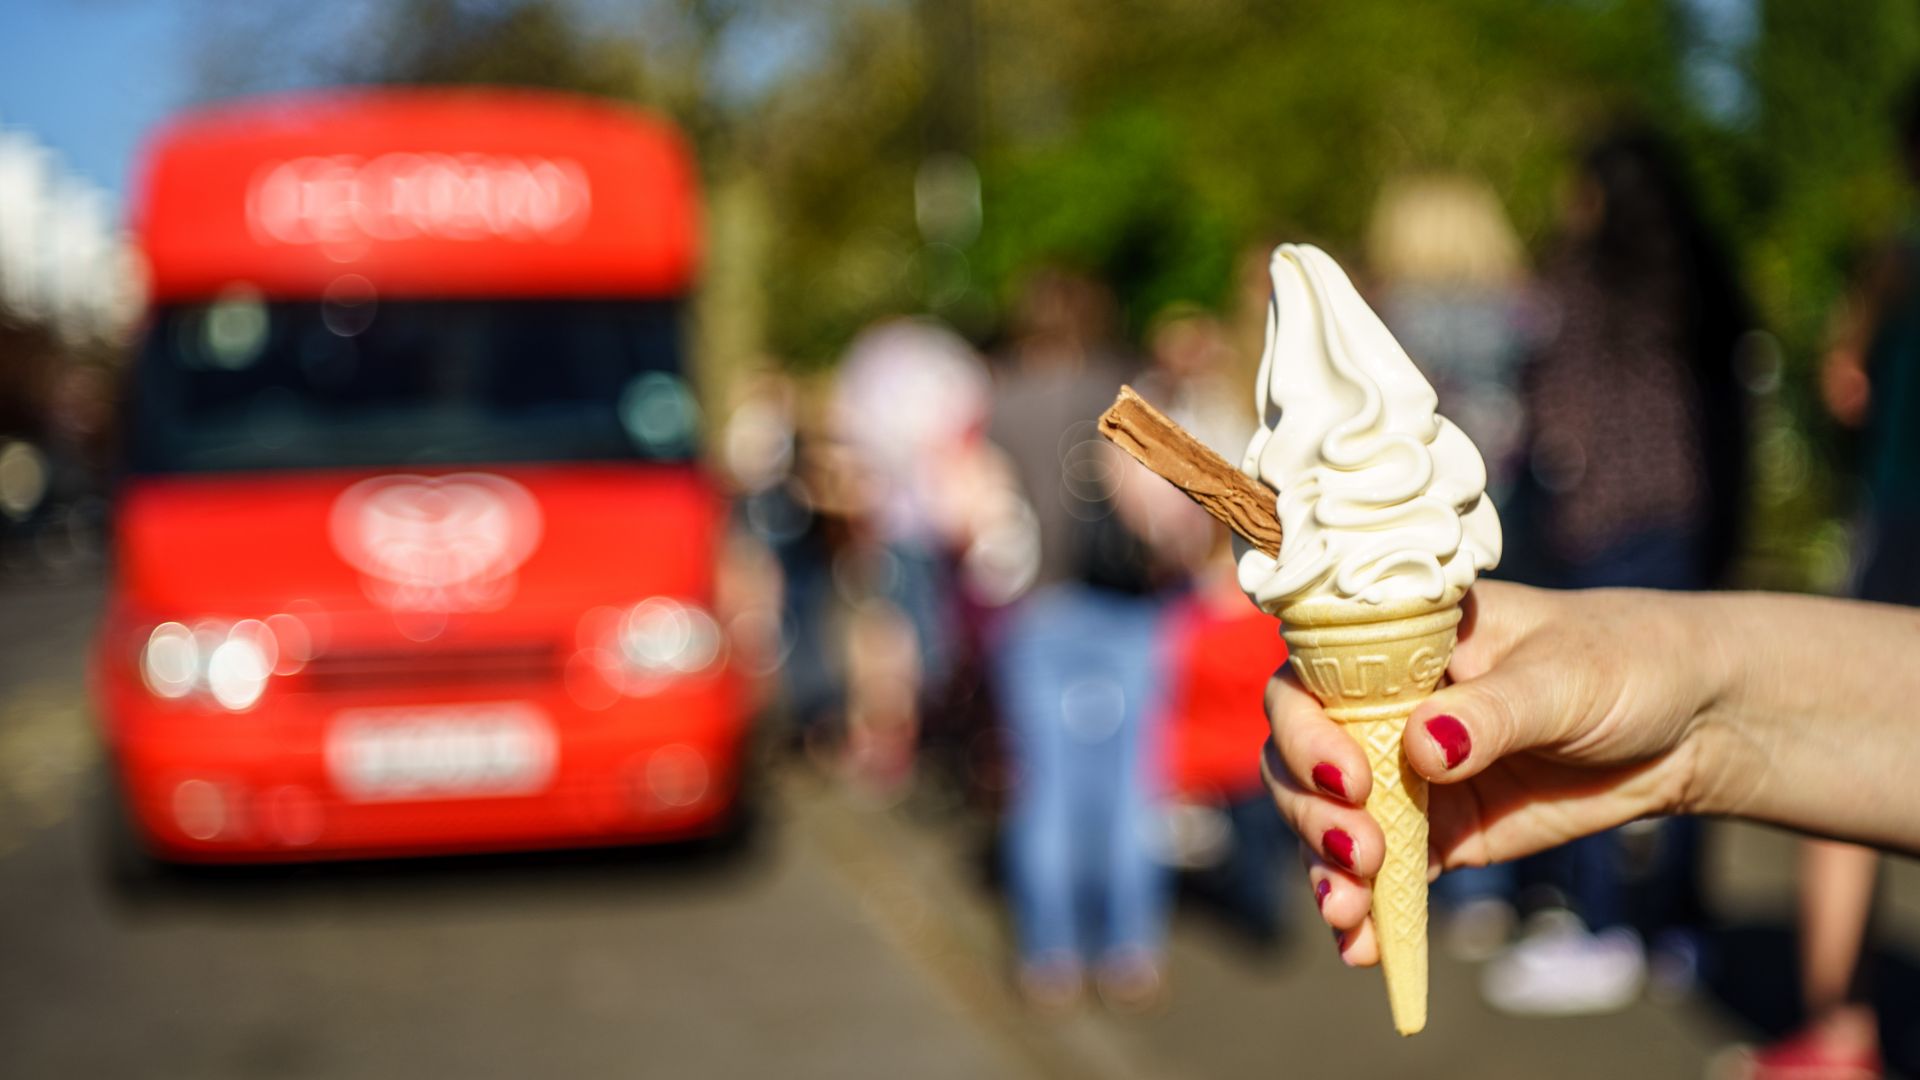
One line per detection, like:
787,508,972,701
1669,591,1763,816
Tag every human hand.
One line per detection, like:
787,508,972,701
1261,580,1719,966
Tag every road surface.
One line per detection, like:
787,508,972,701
2,574,1917,1078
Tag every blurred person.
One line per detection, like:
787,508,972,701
1157,559,1291,944
1727,838,1883,1079
1482,128,1754,1016
988,270,1211,1012
716,368,809,720
914,430,1037,818
1139,305,1249,457
1721,77,1920,1079
1367,174,1532,505
1526,131,1751,592
1365,174,1534,959
827,318,992,797
1138,306,1294,942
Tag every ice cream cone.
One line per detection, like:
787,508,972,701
1277,592,1463,1037
1098,243,1502,1037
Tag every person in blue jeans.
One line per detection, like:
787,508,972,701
986,269,1212,1012
995,584,1170,1009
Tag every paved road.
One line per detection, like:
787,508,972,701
0,578,1030,1079
2,575,1918,1079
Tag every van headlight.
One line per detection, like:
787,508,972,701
206,633,272,710
617,598,723,676
572,598,726,701
141,619,279,711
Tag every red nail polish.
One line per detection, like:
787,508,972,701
1323,828,1355,870
1311,762,1347,799
1425,713,1471,769
1333,929,1346,951
1314,878,1331,909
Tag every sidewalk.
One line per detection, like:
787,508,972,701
793,770,1920,1079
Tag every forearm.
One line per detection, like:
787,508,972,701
1684,591,1920,852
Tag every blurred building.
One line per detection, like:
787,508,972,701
0,121,140,566
0,121,141,345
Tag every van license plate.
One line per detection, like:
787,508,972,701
327,703,556,802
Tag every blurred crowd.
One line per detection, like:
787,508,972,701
714,112,1919,1068
722,255,1285,1011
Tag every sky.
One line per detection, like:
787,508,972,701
0,0,826,220
0,0,196,210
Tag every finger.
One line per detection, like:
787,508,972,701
1305,853,1372,932
1406,640,1580,785
1334,912,1380,968
1261,740,1384,878
1265,665,1371,805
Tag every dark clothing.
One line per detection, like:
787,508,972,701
1850,233,1920,606
988,357,1157,594
1854,514,1920,607
1524,232,1750,587
1861,235,1920,520
1527,255,1710,568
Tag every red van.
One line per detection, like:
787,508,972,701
95,89,751,863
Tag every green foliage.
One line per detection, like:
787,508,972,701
219,0,1920,586
960,0,1689,335
352,0,650,99
1710,0,1920,588
972,105,1237,339
744,2,930,368
1744,0,1920,351
737,0,1709,360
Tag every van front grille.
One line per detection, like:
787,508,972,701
295,642,564,691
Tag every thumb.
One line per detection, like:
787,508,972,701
1405,651,1575,784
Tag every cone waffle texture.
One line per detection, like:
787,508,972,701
1278,595,1463,1037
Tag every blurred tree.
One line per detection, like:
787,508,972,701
965,0,1686,335
1720,0,1920,589
346,0,649,98
191,0,1920,586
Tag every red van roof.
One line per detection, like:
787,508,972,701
134,89,700,302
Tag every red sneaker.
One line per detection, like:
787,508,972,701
1716,1027,1883,1080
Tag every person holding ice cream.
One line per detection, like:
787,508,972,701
1102,240,1920,1039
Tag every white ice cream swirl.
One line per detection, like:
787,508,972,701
1237,244,1501,610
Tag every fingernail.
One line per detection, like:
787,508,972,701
1332,929,1346,951
1311,762,1347,799
1314,878,1331,910
1323,828,1355,870
1425,713,1471,769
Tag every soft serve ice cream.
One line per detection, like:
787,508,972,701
1229,242,1499,1036
1237,244,1501,612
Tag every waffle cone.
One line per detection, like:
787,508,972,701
1278,594,1463,1036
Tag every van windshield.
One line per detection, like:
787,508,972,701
126,296,699,474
